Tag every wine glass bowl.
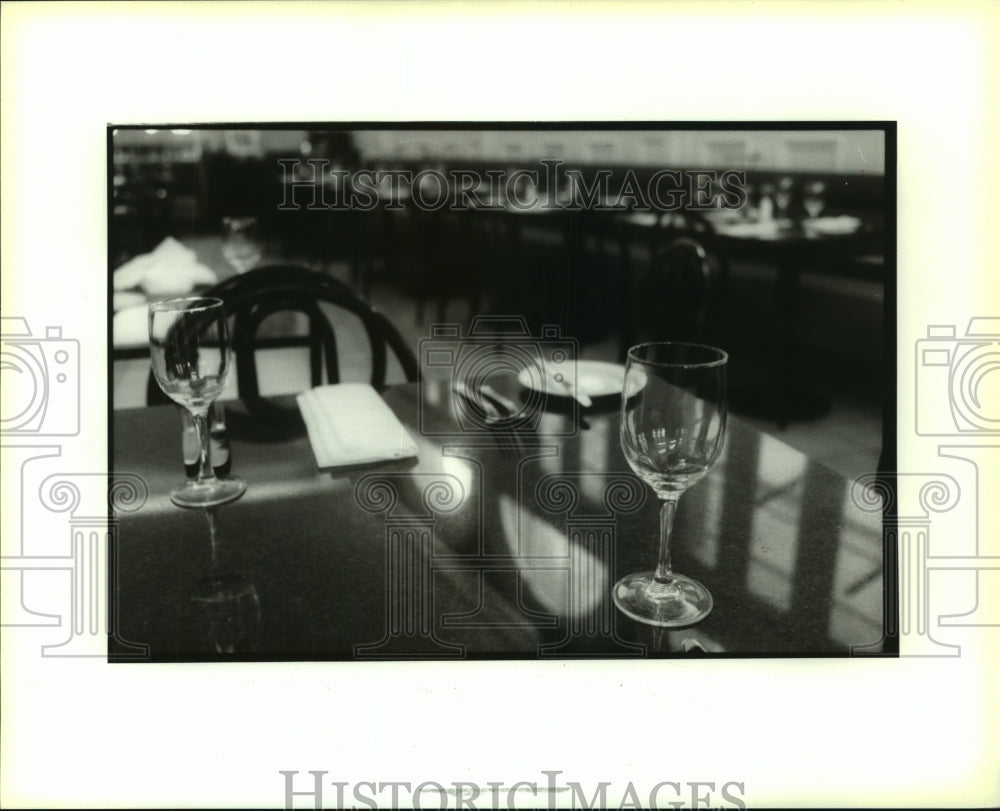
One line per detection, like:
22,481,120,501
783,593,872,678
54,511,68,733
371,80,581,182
148,297,246,508
614,342,727,627
221,216,263,274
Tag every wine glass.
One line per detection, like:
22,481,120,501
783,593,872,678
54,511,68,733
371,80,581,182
613,342,727,627
774,176,795,221
803,180,826,219
148,297,246,508
221,216,262,274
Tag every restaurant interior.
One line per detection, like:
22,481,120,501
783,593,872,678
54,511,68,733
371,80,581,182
109,126,892,658
112,126,888,481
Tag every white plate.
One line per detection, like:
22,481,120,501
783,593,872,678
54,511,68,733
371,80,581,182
517,360,626,401
715,220,784,239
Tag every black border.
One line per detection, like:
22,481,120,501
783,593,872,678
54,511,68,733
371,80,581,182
107,121,898,660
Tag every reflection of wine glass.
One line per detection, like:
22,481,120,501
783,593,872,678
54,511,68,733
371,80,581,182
613,343,727,627
803,180,826,219
221,216,262,274
191,509,260,654
149,297,246,508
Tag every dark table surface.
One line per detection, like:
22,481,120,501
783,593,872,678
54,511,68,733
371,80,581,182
111,379,886,660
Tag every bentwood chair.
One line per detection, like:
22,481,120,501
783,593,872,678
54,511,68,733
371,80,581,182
621,225,728,353
146,264,419,413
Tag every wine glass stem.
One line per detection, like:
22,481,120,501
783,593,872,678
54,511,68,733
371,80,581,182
654,496,680,583
192,409,215,484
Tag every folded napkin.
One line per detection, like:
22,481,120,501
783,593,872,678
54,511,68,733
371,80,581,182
297,384,418,470
113,236,217,296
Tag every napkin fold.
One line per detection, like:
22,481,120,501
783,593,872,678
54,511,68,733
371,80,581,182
113,236,217,296
297,384,419,470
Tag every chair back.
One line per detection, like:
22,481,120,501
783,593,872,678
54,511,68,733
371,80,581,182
147,264,418,406
639,235,724,342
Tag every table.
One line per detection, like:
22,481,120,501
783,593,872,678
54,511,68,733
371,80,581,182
615,211,887,425
110,380,887,660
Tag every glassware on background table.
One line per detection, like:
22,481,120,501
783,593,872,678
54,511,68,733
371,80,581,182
775,176,795,220
757,183,775,222
613,342,728,627
149,297,246,508
803,180,827,219
739,183,756,220
221,216,262,274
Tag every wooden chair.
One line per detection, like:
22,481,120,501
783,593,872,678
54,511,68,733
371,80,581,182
621,222,728,352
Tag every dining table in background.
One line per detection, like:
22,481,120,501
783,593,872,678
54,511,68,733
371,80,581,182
614,208,887,426
110,377,888,661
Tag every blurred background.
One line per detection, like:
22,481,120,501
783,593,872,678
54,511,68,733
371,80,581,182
111,126,889,481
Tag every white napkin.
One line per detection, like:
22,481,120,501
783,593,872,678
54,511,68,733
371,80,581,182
113,236,217,295
112,304,150,349
297,383,418,470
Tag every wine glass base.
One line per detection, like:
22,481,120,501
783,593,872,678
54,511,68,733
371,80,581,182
170,476,247,509
612,571,713,628
191,573,260,654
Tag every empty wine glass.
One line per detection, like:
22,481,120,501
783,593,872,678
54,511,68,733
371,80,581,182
613,342,727,627
221,216,262,274
775,176,795,220
148,297,246,508
803,180,826,219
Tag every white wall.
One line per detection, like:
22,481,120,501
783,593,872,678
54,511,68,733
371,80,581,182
352,129,885,174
